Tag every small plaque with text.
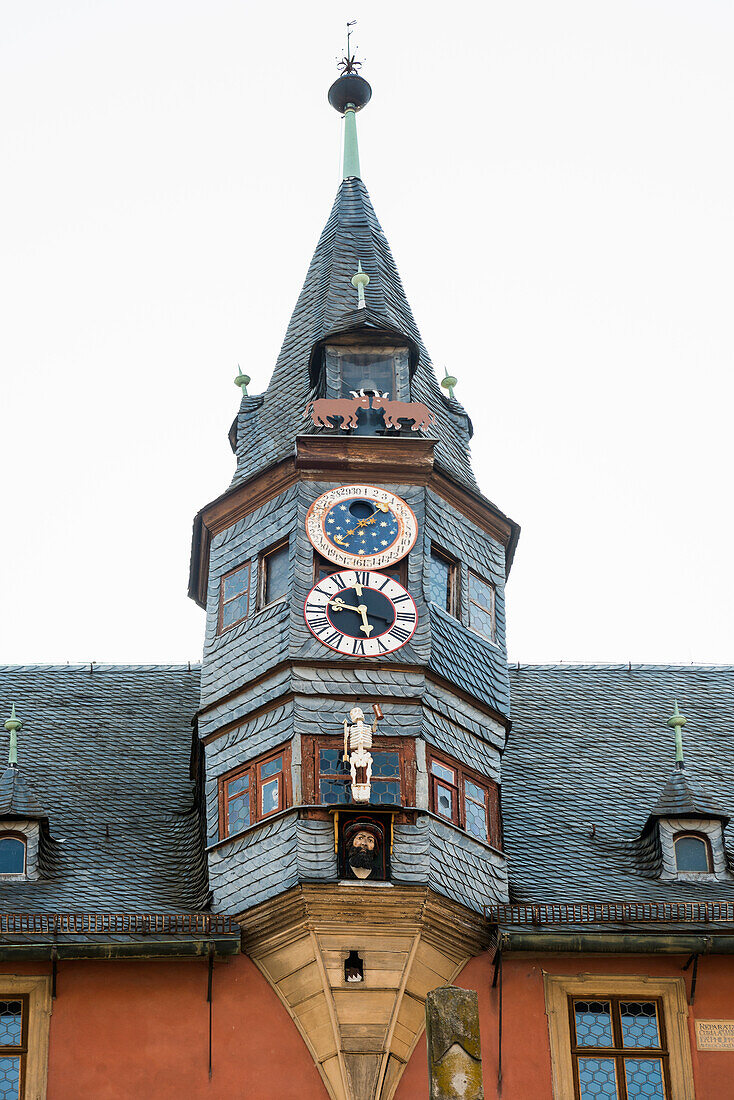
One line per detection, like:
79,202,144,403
696,1020,734,1051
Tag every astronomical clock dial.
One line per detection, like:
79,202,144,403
305,485,418,571
304,570,418,657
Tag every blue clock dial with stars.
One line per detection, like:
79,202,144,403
323,497,399,558
305,485,419,572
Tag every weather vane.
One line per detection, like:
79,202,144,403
337,20,362,74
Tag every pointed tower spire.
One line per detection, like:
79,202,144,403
328,25,372,180
667,700,686,770
4,704,22,768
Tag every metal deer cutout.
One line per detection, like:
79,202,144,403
371,392,437,431
302,390,372,429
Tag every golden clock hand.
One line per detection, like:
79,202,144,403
357,604,373,637
328,598,364,615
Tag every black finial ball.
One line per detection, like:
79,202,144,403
328,73,372,114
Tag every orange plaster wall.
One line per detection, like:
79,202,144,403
5,954,328,1100
395,951,734,1100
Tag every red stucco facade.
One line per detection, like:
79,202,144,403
7,948,734,1097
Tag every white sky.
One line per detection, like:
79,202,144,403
1,1,732,666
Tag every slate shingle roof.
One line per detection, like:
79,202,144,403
232,178,476,489
0,665,206,913
646,766,728,825
503,664,734,905
0,766,45,818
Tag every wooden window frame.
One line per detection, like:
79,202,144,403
218,744,292,839
217,560,251,635
429,545,459,617
673,831,713,873
567,994,671,1100
0,977,51,1100
0,833,27,877
301,735,416,807
312,552,407,588
544,975,694,1100
467,568,497,643
258,539,290,609
427,748,501,849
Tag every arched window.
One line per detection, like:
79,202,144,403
674,833,712,873
0,835,26,875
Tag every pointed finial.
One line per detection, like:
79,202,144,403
351,261,370,309
440,367,458,400
328,31,372,181
4,704,21,768
667,700,687,769
234,365,250,396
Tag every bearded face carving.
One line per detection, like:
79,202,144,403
341,819,387,881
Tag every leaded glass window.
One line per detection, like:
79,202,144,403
318,749,402,806
324,347,405,400
220,746,290,838
570,998,669,1099
305,736,415,807
468,570,496,642
261,540,289,606
429,752,496,845
0,998,26,1100
218,561,250,632
428,547,458,616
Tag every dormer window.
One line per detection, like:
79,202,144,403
324,345,409,399
673,832,712,873
0,834,26,877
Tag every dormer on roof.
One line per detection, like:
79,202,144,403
0,706,46,881
642,702,731,883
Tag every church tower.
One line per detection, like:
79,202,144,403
189,53,519,1100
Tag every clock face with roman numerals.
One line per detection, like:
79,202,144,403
303,570,418,657
305,485,418,571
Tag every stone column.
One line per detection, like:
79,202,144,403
426,986,484,1100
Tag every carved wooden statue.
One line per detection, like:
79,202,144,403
343,705,379,802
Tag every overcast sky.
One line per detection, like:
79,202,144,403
1,0,732,667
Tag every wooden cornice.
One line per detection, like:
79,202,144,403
188,439,520,608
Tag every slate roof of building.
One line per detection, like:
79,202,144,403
503,664,734,906
0,665,207,914
231,177,477,490
0,765,45,819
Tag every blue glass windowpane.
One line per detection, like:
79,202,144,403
428,553,451,611
431,761,455,783
261,756,283,780
624,1058,665,1099
0,839,24,875
468,571,493,607
222,566,248,602
227,794,250,833
320,779,351,805
466,799,488,841
319,750,346,776
575,1002,614,1047
372,781,400,805
620,1003,661,1049
221,593,248,629
577,1058,619,1099
261,777,280,815
227,774,249,797
265,543,289,604
371,752,400,779
0,1057,20,1100
0,1004,22,1046
436,783,454,819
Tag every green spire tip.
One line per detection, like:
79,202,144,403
441,367,458,400
667,700,686,767
351,261,369,309
234,365,250,395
